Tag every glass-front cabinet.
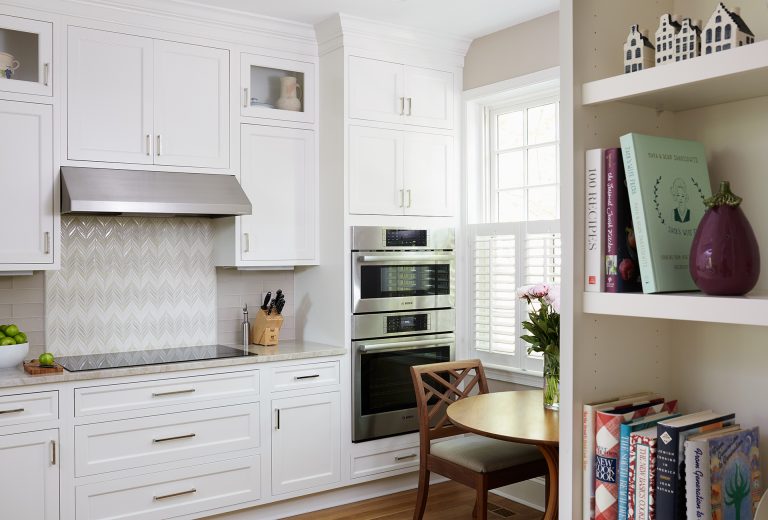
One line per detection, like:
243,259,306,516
241,53,315,123
0,14,52,96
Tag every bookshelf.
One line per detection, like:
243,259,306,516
561,0,768,517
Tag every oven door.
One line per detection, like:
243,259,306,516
352,334,454,442
352,251,454,314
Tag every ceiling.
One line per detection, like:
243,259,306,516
179,0,559,40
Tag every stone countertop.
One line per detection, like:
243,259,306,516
0,340,347,390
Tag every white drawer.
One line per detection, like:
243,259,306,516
0,391,58,428
352,445,420,479
76,455,261,520
270,361,339,392
75,370,259,417
75,403,259,476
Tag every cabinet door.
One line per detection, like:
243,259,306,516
404,66,454,129
348,126,404,215
241,53,315,124
348,56,404,125
271,392,340,495
0,101,54,265
0,429,59,520
0,14,53,96
240,125,316,264
404,132,454,217
154,41,229,169
67,27,153,163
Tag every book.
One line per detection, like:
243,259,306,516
656,411,737,520
709,427,761,520
605,148,642,293
619,410,681,520
619,133,712,293
628,426,660,520
586,148,606,292
584,393,658,520
684,425,742,520
595,399,677,520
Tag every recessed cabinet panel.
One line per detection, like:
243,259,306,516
0,429,59,520
404,66,453,129
404,132,453,216
348,56,404,124
0,14,53,96
348,126,404,215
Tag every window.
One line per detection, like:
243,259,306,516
707,28,712,43
716,26,722,41
631,38,636,46
716,15,722,23
625,65,630,73
627,49,632,60
632,63,638,71
465,72,560,378
725,24,731,39
635,48,641,58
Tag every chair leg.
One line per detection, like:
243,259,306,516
413,467,430,520
475,478,488,520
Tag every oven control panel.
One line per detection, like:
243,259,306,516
385,229,428,247
386,314,429,334
352,309,455,340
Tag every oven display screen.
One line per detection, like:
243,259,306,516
360,264,450,299
387,314,428,333
385,229,427,247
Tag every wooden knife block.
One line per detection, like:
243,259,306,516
250,308,284,346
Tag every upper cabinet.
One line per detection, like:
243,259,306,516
241,53,315,124
0,14,53,97
348,56,453,130
67,27,229,169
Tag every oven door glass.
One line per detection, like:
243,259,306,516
359,346,451,416
359,263,451,299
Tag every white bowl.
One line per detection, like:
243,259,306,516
0,342,29,369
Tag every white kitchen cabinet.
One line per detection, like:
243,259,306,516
0,14,53,97
241,53,315,124
0,100,54,266
271,392,341,495
0,429,59,520
67,27,229,169
348,56,453,129
349,125,453,217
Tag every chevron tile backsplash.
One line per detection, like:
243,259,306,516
46,216,217,356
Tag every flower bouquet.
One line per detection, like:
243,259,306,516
517,284,560,409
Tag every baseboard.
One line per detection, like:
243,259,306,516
490,477,546,512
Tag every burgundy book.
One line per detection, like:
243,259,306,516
605,148,642,293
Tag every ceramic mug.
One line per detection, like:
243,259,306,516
0,52,20,79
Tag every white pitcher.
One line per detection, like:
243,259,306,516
0,52,20,79
276,76,302,112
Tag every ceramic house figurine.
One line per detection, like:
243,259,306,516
655,14,682,65
702,3,755,55
623,25,655,73
675,18,703,61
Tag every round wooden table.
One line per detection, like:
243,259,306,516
446,390,559,519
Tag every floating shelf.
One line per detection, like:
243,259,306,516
582,291,768,327
582,40,768,111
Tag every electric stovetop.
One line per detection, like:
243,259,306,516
56,345,255,372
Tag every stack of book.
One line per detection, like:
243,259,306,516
583,394,762,520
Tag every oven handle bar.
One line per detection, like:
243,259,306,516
357,255,454,263
358,338,453,353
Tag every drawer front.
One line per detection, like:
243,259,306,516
75,370,259,417
352,445,420,479
76,455,260,520
75,403,259,476
270,361,339,392
0,391,58,428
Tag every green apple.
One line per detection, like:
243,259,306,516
4,325,19,337
0,325,6,333
14,333,27,344
38,353,54,366
0,330,5,338
0,337,16,346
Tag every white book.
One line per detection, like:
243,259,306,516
684,426,741,520
585,148,605,292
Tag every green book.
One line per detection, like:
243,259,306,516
619,133,712,293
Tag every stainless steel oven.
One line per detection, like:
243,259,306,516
351,227,455,314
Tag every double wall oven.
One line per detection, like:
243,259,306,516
351,227,455,442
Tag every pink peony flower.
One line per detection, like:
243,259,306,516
517,283,550,300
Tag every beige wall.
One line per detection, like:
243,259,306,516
463,11,559,90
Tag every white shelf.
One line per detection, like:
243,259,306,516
583,291,768,327
582,40,768,111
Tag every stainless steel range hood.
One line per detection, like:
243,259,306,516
61,167,252,217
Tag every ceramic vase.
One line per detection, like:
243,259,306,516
689,181,760,295
276,76,302,112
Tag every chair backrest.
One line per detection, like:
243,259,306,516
410,359,489,449
755,489,768,520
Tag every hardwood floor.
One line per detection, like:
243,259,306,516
284,481,543,520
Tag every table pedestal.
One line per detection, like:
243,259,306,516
538,445,559,519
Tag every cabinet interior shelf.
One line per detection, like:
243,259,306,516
582,40,768,111
583,291,768,327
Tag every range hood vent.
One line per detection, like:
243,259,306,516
61,167,252,217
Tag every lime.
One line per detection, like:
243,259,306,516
39,353,54,366
0,330,5,338
4,325,19,337
0,325,6,333
14,333,27,344
0,337,16,346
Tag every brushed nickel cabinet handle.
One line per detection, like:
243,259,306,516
146,134,151,156
407,189,412,208
243,233,250,252
151,388,196,398
399,96,405,115
407,97,413,116
395,453,417,461
275,408,280,430
156,135,162,156
243,87,249,108
51,440,56,465
399,189,404,208
0,408,24,415
153,433,196,443
43,63,49,86
43,232,50,254
154,488,196,501
295,374,320,380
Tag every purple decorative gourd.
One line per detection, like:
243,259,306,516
689,181,760,295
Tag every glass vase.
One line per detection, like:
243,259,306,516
543,354,560,410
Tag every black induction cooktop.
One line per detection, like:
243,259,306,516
56,345,255,372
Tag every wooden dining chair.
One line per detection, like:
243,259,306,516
410,359,548,520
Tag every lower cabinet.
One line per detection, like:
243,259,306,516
0,428,59,520
271,391,341,495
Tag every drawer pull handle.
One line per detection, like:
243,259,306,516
395,453,417,462
152,388,196,398
153,433,196,443
295,374,320,380
0,408,24,415
154,488,197,501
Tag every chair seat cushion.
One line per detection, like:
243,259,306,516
430,435,543,473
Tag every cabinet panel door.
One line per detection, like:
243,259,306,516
271,392,340,495
0,429,59,520
68,27,153,163
240,125,316,264
348,126,404,215
348,56,404,125
154,41,229,169
404,132,454,217
0,101,54,264
404,66,454,129
0,14,53,96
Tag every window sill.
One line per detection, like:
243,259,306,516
483,363,544,388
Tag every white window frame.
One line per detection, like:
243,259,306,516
460,67,560,386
